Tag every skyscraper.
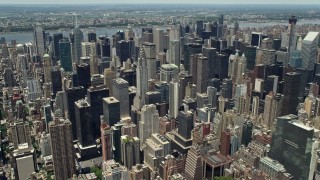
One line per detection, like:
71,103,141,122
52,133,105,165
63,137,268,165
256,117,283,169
65,86,86,140
139,104,159,150
76,63,91,90
301,32,320,71
144,43,157,80
101,122,113,161
169,80,179,119
49,118,76,180
288,15,297,53
72,25,83,64
169,40,180,67
103,97,120,126
59,38,73,72
87,85,109,139
52,33,63,63
134,46,148,109
43,54,52,83
87,30,97,42
282,72,301,115
153,28,164,55
270,115,314,179
112,78,130,119
196,56,209,93
33,25,46,55
75,99,93,146
160,64,179,83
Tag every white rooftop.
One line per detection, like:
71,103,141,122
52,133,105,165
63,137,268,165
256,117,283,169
303,32,319,42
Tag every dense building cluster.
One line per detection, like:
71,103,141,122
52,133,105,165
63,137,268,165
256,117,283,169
0,13,320,180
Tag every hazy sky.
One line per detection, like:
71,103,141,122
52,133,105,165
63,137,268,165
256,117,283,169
1,0,320,4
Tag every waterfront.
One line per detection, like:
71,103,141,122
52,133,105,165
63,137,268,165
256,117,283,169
1,19,320,43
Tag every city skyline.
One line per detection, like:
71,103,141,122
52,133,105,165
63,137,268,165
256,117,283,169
1,0,320,4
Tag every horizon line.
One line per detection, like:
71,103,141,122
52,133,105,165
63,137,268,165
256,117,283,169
1,3,320,5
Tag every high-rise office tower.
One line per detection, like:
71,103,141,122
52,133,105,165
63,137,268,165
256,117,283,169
33,25,46,55
87,85,109,139
256,48,276,65
301,32,320,71
120,135,140,169
196,20,204,37
196,56,209,93
229,52,247,84
263,93,283,129
87,30,97,42
288,15,297,53
153,28,164,55
282,72,301,115
98,36,111,57
270,115,314,179
72,25,83,64
207,86,217,108
241,121,253,146
169,40,180,67
160,64,179,83
49,118,76,180
90,54,99,76
3,68,15,87
144,43,157,79
75,99,94,146
221,79,233,99
203,47,216,79
51,67,62,97
250,32,267,47
11,144,37,180
139,104,160,150
81,42,96,57
220,129,231,156
103,97,120,126
52,33,63,64
183,43,202,73
177,110,194,141
143,133,171,171
116,40,130,63
104,67,116,95
101,122,113,161
217,15,224,38
65,86,86,140
265,75,279,94
112,78,130,119
9,121,32,149
59,38,73,72
43,54,52,83
169,80,179,119
133,46,148,109
76,63,91,90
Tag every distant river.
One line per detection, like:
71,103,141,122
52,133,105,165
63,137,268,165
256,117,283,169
1,19,320,44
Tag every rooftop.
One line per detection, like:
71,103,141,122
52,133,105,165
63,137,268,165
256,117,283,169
303,31,320,42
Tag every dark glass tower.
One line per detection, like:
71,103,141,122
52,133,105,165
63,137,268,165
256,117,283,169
116,40,130,64
76,63,91,91
59,38,73,72
270,114,313,180
241,121,253,146
87,31,97,42
183,43,202,73
75,99,94,146
282,72,301,115
51,68,62,97
65,86,86,140
53,33,63,64
87,86,109,139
